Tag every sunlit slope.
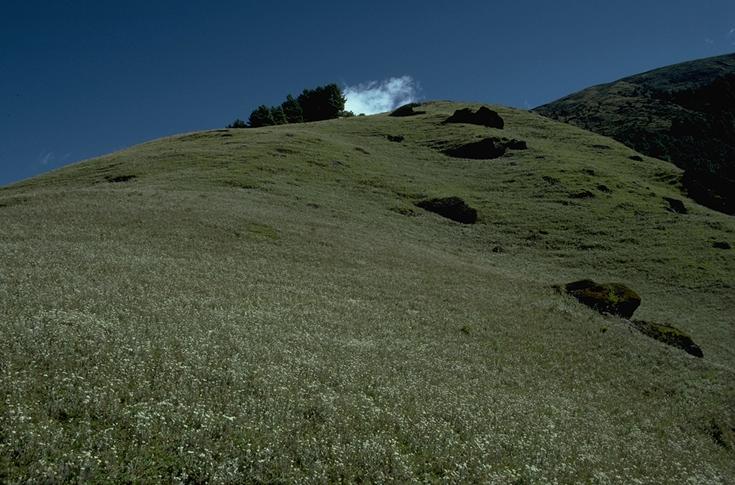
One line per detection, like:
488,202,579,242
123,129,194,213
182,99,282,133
1,102,733,482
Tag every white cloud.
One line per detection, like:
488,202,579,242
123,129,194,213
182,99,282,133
38,151,54,166
344,76,420,115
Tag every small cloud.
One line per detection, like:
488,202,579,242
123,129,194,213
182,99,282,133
704,37,715,45
344,76,420,115
728,27,735,36
38,151,54,166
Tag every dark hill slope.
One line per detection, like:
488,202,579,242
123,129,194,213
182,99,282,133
535,53,735,214
1,103,734,482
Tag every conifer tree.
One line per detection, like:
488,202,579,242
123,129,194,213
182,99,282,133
248,105,275,127
297,84,346,122
281,94,304,123
270,106,287,125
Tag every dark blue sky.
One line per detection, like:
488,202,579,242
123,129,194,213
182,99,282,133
2,1,734,186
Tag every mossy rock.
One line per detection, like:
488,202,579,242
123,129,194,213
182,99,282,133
442,106,504,129
415,196,477,224
631,320,703,357
562,279,641,319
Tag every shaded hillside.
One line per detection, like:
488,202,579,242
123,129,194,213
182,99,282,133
535,53,735,214
1,103,734,482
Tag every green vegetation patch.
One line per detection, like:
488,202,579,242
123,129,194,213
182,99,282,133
1,101,734,482
245,222,279,240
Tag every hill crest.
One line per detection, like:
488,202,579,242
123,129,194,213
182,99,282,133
535,53,735,214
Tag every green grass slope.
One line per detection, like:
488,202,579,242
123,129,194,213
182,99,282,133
1,102,734,482
535,53,735,215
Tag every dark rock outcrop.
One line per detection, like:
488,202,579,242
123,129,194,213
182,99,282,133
443,138,506,159
415,196,478,224
442,137,528,160
562,279,641,319
664,197,688,214
390,103,425,117
505,139,527,150
106,175,136,183
443,107,504,129
631,320,703,357
713,241,731,250
570,190,595,199
387,135,405,142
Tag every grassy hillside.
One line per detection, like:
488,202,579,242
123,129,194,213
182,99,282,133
535,53,735,214
1,102,734,482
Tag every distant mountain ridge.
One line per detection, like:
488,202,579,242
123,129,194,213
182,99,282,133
535,53,735,214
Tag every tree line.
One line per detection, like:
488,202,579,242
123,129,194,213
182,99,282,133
228,83,352,128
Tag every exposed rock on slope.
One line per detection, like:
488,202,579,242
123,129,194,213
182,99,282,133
415,196,478,224
390,103,426,117
560,280,703,357
632,320,704,358
535,53,735,214
664,197,688,214
561,279,641,319
442,137,527,160
442,106,504,129
443,138,506,159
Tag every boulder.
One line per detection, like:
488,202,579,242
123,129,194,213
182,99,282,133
106,174,136,183
664,197,688,214
562,279,641,319
386,134,404,142
415,196,478,224
713,241,731,250
569,190,595,199
505,139,527,150
390,103,425,117
443,107,504,129
443,138,506,159
631,320,703,357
